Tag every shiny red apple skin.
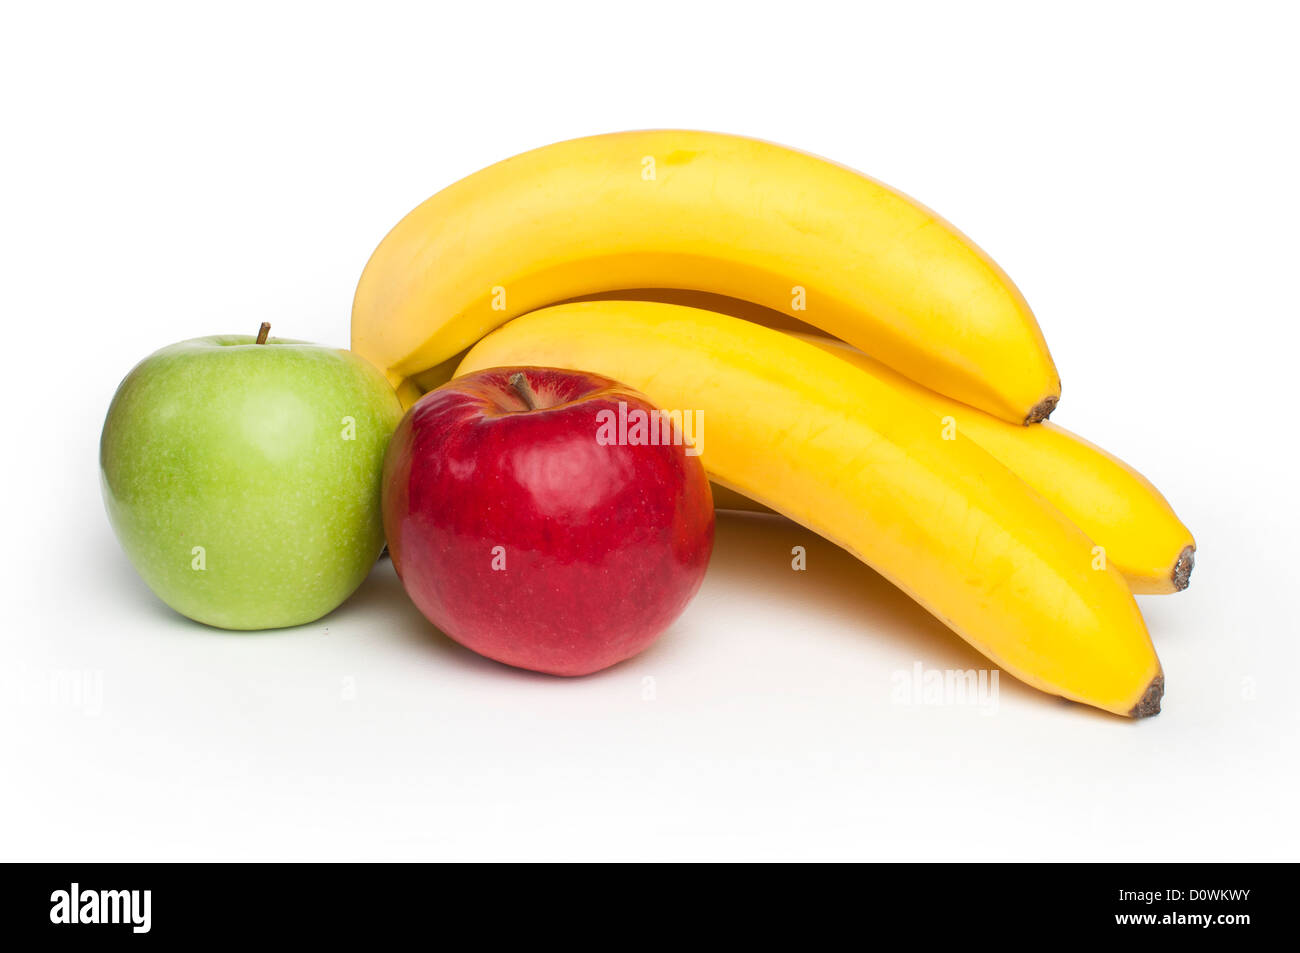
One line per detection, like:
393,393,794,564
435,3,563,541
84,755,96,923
382,367,714,676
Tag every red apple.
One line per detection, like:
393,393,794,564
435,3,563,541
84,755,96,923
382,366,714,675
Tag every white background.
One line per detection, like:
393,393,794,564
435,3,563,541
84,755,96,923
2,1,1297,861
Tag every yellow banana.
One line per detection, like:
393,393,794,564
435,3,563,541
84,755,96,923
353,129,1061,423
803,334,1194,594
455,300,1163,718
581,290,1195,593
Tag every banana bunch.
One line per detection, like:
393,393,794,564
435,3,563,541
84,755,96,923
352,130,1193,718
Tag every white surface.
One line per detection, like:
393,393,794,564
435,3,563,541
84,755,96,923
2,1,1297,861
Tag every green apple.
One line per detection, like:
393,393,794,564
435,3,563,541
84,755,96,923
100,328,404,629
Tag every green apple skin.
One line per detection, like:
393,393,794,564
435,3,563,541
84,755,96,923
100,335,405,630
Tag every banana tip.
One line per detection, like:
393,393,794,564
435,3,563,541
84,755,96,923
1129,673,1164,718
1172,546,1195,591
1024,395,1058,425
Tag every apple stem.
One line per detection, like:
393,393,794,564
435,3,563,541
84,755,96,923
508,371,537,410
256,322,271,345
